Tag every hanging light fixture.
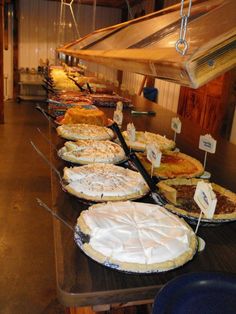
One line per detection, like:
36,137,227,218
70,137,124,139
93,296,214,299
125,0,134,19
58,0,80,46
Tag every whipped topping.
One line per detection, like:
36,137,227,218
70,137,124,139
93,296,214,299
122,131,175,151
57,123,114,141
58,140,125,164
80,201,195,265
63,164,149,199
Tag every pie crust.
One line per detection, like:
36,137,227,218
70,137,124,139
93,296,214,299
158,178,236,220
57,123,114,141
122,131,175,152
76,201,197,272
137,151,204,178
58,139,126,164
63,163,149,202
59,104,107,126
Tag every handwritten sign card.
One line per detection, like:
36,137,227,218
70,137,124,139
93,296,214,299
171,117,182,143
114,80,119,87
171,117,182,134
194,181,217,233
116,101,123,112
113,110,123,127
127,123,136,142
199,134,217,178
146,143,162,177
199,134,217,154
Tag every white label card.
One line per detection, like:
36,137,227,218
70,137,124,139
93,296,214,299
127,123,136,142
116,101,123,112
171,117,182,134
113,110,123,127
146,143,162,168
199,134,217,154
194,181,217,219
114,80,119,87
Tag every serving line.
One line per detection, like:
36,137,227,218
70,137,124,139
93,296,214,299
48,95,236,311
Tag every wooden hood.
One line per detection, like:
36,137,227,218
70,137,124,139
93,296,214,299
57,0,236,88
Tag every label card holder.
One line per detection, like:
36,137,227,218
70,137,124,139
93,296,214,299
127,123,136,142
116,101,123,112
171,117,182,142
146,143,162,177
194,181,217,234
199,134,217,179
113,110,123,127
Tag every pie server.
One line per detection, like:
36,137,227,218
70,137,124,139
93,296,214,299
36,198,90,242
108,122,167,206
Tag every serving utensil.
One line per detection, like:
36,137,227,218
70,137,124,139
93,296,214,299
41,84,57,95
68,76,85,92
36,198,75,232
30,140,62,184
108,122,167,206
86,82,93,94
36,127,58,151
35,104,57,128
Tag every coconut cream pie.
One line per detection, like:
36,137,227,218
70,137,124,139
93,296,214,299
57,123,114,141
63,163,149,201
76,201,197,272
122,130,175,152
58,139,126,164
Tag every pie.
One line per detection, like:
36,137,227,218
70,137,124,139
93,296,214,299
59,104,108,126
91,93,132,108
137,151,204,178
48,100,92,118
57,123,114,141
50,91,90,102
122,130,175,152
63,163,149,202
58,139,126,164
75,76,114,94
75,201,197,272
157,178,236,220
48,96,92,116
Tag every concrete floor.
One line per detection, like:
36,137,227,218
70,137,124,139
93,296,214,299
0,101,65,314
0,101,153,314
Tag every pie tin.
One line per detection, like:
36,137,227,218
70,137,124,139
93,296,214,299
74,225,197,274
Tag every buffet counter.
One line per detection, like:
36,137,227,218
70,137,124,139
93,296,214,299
50,95,236,312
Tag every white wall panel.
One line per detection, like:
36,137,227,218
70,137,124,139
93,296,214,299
122,72,145,95
18,0,180,112
19,1,121,69
155,79,180,112
121,1,153,99
78,5,121,84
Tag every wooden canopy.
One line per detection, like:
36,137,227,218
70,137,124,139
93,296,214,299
58,0,236,88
